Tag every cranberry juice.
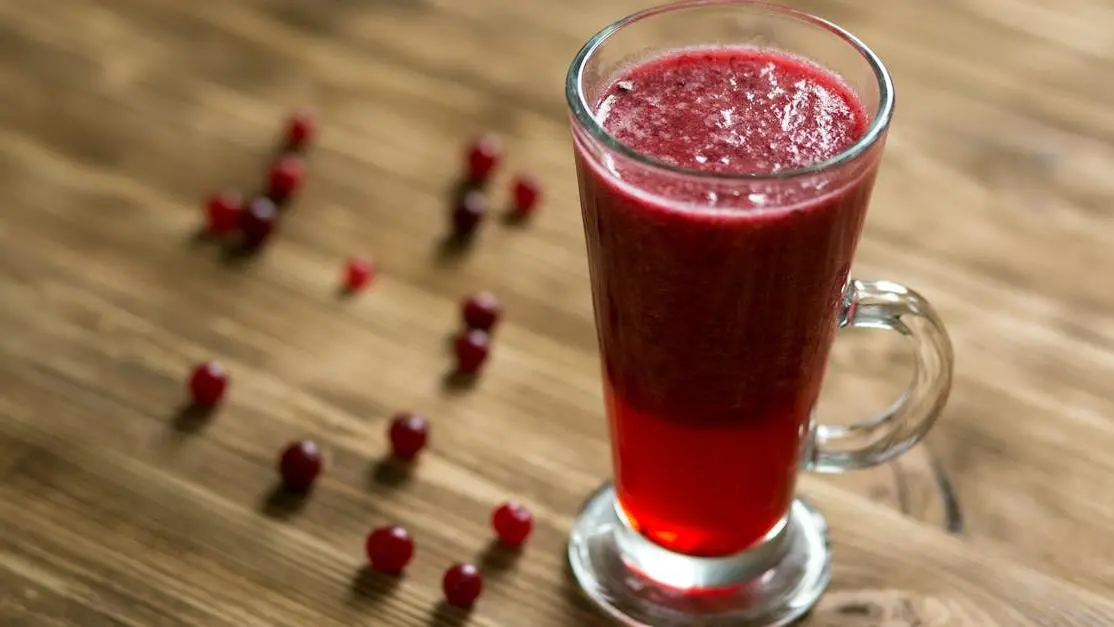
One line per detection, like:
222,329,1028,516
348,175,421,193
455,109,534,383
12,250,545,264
574,48,877,556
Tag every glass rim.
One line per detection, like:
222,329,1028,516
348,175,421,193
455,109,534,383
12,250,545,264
565,0,895,181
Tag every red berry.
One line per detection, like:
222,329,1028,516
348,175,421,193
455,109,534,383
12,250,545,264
511,174,542,216
462,291,501,332
279,440,323,491
343,256,375,292
189,361,228,406
239,197,278,248
286,110,315,150
442,563,483,608
451,191,485,237
454,330,491,375
465,135,502,182
365,525,415,575
389,413,429,461
267,155,306,202
492,501,533,547
205,191,242,234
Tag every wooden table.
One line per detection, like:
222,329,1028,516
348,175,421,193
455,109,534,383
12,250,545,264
2,0,1113,624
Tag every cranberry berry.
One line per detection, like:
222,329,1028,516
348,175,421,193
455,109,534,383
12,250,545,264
462,291,501,332
205,191,242,234
366,525,415,575
189,361,228,406
451,190,485,238
511,174,542,216
279,440,323,491
442,563,483,609
454,330,491,375
239,197,279,248
267,155,306,203
285,110,315,151
343,256,375,292
389,413,429,461
465,134,502,183
492,501,533,548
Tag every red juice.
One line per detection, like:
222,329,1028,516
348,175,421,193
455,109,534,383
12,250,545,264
573,47,878,557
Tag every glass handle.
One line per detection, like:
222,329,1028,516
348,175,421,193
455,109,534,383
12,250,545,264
807,279,954,473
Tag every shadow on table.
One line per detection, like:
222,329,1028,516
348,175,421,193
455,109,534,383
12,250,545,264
433,233,477,266
476,539,522,580
347,566,402,607
368,456,415,489
258,483,311,519
440,368,479,394
168,403,217,437
428,600,474,626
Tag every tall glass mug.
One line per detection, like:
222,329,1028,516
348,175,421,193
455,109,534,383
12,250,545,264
565,1,954,625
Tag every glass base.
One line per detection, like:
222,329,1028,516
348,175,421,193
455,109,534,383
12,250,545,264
568,483,831,626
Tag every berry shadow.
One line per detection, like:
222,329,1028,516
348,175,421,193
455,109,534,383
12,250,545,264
219,241,266,267
335,283,359,300
266,191,297,210
259,483,312,520
429,600,473,627
433,233,476,266
170,403,217,435
346,565,402,607
447,177,486,200
271,133,310,161
477,538,522,579
369,456,414,489
186,226,220,248
500,206,530,228
440,368,478,394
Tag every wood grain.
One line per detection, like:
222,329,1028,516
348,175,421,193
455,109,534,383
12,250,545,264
1,0,1113,624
